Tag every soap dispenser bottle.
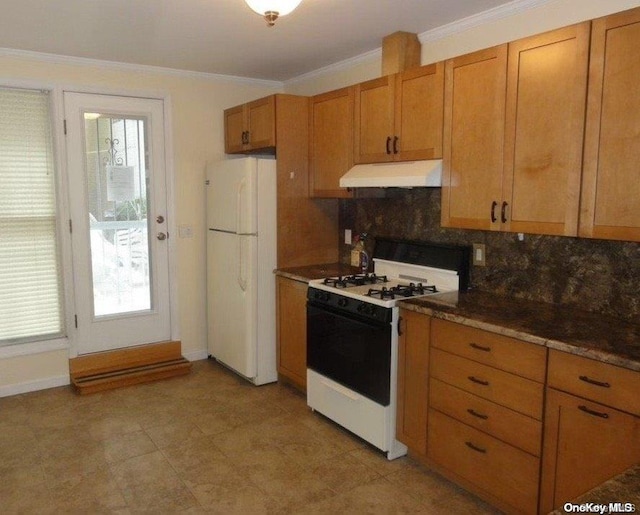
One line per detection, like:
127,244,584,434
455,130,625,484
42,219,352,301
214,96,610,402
358,233,369,274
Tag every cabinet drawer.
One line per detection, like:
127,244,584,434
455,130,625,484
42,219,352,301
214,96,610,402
432,319,546,382
428,409,540,514
430,378,542,456
548,350,640,416
431,348,544,419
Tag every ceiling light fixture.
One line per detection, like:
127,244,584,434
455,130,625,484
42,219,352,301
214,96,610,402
244,0,302,26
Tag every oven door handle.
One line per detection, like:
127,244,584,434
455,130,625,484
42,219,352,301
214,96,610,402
307,300,391,328
321,379,360,401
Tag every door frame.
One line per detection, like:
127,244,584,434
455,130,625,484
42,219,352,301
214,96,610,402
58,86,179,359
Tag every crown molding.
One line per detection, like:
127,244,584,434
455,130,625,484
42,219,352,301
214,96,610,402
285,48,381,86
0,47,284,89
418,0,556,43
285,0,553,86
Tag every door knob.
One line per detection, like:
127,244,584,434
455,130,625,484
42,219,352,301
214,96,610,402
156,215,165,224
157,232,167,240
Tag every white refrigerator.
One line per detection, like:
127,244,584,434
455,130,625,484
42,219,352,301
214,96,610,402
206,156,277,385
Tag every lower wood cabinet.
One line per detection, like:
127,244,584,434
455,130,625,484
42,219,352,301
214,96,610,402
276,276,307,390
396,309,430,456
428,408,540,514
428,319,546,514
395,313,640,515
540,351,640,513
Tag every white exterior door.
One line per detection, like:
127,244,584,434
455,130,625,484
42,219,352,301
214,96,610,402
64,92,171,355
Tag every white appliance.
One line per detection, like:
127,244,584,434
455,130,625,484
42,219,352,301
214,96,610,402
306,239,470,459
206,156,277,385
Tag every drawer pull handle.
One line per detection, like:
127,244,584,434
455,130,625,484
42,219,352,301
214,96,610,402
467,408,489,420
579,375,611,388
469,342,491,352
465,441,487,454
578,405,610,419
468,376,490,386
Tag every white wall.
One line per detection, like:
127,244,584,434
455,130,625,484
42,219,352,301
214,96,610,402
0,53,280,395
285,0,640,96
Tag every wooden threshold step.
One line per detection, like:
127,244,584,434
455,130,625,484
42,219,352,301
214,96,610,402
69,341,192,395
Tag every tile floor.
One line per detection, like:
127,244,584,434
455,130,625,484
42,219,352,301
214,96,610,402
0,360,500,514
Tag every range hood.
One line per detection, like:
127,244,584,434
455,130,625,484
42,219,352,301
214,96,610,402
339,160,442,189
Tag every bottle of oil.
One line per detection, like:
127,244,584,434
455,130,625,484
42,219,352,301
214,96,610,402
351,232,369,273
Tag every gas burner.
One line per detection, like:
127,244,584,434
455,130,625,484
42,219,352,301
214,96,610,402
323,273,388,288
366,282,439,300
394,282,438,297
323,276,349,288
366,286,398,300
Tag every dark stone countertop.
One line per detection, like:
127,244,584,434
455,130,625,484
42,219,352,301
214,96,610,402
274,263,361,283
400,289,640,372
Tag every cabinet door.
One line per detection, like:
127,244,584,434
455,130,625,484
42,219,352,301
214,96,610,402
276,276,307,390
503,23,590,237
354,76,395,164
396,309,430,456
441,46,507,230
309,87,354,198
540,388,640,513
246,96,276,151
580,8,640,242
224,104,246,154
394,63,444,162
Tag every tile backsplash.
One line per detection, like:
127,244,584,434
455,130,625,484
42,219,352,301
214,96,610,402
339,188,640,322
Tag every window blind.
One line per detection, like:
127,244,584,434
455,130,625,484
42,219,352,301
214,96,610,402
0,87,63,345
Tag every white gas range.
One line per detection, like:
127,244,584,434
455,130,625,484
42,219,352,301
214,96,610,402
306,239,470,459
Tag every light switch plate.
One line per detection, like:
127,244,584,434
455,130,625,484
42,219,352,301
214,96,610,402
472,243,486,266
345,229,352,245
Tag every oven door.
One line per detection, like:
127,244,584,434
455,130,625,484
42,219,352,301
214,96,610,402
307,300,392,406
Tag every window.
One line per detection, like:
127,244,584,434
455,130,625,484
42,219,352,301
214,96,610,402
0,87,63,345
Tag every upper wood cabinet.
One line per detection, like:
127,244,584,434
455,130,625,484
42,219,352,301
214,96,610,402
580,7,640,242
504,22,590,236
354,63,444,164
441,45,507,231
442,23,590,236
224,95,276,154
309,87,354,198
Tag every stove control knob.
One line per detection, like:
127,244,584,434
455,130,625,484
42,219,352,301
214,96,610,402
366,305,376,316
357,302,366,312
314,291,330,302
338,298,349,308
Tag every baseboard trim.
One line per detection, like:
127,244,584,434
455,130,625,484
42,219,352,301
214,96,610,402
0,374,70,398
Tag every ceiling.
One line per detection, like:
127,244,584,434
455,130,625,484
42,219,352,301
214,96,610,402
0,0,521,82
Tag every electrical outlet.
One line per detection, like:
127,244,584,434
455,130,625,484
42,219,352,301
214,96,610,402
345,229,352,245
472,243,486,266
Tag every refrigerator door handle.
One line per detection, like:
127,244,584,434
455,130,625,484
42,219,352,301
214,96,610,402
238,236,247,291
236,178,247,235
